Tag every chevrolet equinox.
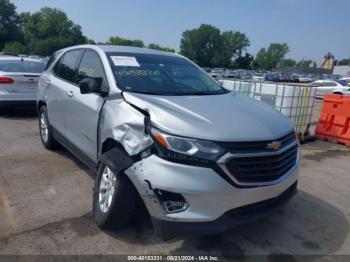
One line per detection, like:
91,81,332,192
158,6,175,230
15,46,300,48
37,45,300,237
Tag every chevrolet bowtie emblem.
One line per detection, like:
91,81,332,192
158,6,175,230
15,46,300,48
267,141,282,150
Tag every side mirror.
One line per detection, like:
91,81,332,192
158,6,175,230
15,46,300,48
79,77,103,94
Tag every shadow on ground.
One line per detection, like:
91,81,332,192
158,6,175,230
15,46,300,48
0,107,37,119
99,190,348,257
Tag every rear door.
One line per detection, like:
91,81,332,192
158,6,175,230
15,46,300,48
64,49,107,164
48,49,83,135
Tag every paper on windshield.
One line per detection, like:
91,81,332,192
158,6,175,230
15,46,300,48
111,56,140,67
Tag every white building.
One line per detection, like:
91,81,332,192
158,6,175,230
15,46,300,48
333,65,350,76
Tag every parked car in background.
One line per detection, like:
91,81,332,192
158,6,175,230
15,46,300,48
223,70,236,78
298,74,312,83
265,72,280,82
307,74,318,82
37,44,299,238
252,73,265,81
209,69,223,79
289,73,300,83
309,80,350,98
339,77,350,84
240,71,253,80
0,56,46,107
279,73,290,82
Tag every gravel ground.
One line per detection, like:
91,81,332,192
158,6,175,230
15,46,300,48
0,105,349,260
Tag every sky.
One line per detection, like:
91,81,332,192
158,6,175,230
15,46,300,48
11,0,350,64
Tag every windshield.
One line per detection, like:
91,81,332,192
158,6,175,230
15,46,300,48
107,52,227,96
0,60,46,73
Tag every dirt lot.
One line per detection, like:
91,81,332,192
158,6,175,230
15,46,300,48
0,104,349,260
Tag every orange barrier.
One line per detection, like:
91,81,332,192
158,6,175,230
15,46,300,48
315,94,350,146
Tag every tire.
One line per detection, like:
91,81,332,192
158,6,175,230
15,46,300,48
38,106,58,150
93,161,137,229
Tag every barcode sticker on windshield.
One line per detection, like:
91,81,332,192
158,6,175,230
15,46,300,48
111,56,140,67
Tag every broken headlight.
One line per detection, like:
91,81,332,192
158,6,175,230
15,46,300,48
149,126,225,165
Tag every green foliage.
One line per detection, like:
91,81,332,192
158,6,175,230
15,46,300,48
107,36,144,47
180,24,249,68
278,58,296,68
253,43,290,70
0,0,22,50
148,43,175,53
2,41,26,54
233,52,254,69
297,59,316,68
18,7,87,56
338,58,350,66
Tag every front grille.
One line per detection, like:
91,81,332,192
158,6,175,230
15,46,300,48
218,132,295,154
225,145,298,184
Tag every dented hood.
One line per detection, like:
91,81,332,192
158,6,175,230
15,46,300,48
123,92,293,141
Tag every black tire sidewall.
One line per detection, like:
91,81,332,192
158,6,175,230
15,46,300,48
39,106,52,148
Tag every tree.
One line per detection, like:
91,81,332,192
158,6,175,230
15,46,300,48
2,41,26,54
338,58,350,66
212,31,250,67
233,52,254,69
278,58,296,68
253,43,290,70
107,36,144,47
297,59,317,68
0,0,22,50
148,43,175,53
19,7,87,56
180,24,250,68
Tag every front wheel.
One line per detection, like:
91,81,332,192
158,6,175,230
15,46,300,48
93,162,137,229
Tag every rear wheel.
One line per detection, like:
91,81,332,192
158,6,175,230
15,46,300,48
38,106,58,149
93,161,137,229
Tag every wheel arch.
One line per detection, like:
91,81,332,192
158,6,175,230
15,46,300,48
37,100,47,113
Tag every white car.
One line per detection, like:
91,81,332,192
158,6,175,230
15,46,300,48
339,77,350,84
252,73,265,81
309,80,350,98
0,56,46,107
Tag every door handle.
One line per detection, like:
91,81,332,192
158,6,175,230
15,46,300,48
66,90,74,97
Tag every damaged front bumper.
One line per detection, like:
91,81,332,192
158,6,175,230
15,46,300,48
124,154,299,236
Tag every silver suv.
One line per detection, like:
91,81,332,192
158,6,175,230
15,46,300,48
37,45,300,238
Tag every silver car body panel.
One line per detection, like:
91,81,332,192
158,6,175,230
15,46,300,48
125,152,299,222
99,98,153,156
123,91,293,142
37,44,300,224
0,57,45,102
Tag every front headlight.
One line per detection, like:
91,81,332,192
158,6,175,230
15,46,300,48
149,127,225,164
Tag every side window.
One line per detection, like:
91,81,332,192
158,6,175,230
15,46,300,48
56,50,82,83
45,51,61,70
76,50,106,85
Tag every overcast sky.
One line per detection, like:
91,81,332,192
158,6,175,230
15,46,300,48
11,0,349,64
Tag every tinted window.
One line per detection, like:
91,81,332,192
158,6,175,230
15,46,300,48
107,52,227,96
56,50,82,83
0,60,45,73
76,50,105,84
45,51,61,70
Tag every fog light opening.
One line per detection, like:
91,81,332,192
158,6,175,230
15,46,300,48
154,189,188,214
